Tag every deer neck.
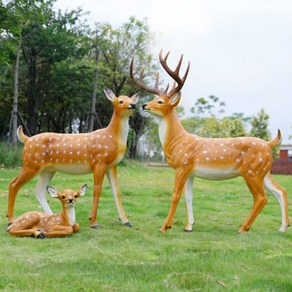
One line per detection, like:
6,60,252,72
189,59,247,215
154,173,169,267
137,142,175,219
61,206,76,226
107,111,130,146
159,110,188,158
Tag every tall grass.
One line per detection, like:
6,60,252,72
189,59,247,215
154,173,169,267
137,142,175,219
0,142,23,168
0,163,291,291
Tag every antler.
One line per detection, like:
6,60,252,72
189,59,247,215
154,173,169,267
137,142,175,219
159,49,190,97
130,58,169,96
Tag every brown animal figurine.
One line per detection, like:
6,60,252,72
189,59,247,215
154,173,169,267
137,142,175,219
131,50,289,233
8,89,139,229
7,184,87,238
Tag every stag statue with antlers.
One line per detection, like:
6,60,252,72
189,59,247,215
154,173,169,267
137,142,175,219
130,50,289,233
8,89,138,229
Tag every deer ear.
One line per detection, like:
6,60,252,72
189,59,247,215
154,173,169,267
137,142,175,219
79,184,87,197
46,185,58,198
131,93,139,104
169,92,181,107
104,88,116,102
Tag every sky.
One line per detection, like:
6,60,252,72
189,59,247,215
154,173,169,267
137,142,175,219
55,0,292,143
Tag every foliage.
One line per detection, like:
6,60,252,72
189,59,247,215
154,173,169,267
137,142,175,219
0,165,291,290
94,17,157,158
183,95,248,138
0,142,22,167
250,108,271,140
0,2,156,160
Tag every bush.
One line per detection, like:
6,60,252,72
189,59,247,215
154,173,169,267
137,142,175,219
0,142,23,168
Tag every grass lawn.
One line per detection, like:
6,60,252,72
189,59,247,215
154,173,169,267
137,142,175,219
0,162,291,291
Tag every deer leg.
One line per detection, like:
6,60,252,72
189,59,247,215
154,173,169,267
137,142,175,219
35,170,55,214
8,168,38,224
160,168,190,233
89,166,106,228
7,213,41,237
43,225,74,238
264,173,290,232
184,175,194,232
106,166,131,227
239,176,267,233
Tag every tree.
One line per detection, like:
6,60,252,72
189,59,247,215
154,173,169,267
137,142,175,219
185,95,247,138
250,108,271,140
0,0,91,136
93,17,157,158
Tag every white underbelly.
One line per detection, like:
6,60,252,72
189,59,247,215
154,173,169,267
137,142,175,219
45,164,92,175
193,165,241,180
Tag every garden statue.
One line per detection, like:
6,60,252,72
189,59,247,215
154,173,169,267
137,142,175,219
131,50,289,233
8,89,138,229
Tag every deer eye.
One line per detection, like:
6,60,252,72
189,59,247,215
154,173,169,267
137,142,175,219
74,194,78,198
158,100,163,104
119,100,124,104
62,195,66,199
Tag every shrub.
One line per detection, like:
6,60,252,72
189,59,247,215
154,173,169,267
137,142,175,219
0,142,23,168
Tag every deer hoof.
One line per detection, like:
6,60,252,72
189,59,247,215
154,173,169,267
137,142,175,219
37,233,45,239
184,228,193,232
124,222,132,227
90,224,99,229
160,226,171,233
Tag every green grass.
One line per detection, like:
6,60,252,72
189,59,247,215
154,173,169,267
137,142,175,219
0,162,292,291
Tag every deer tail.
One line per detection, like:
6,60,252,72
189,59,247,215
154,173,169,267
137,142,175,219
17,126,28,144
268,129,282,148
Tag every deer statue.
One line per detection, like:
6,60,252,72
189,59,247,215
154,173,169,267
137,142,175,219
130,50,289,233
7,184,87,238
8,89,139,229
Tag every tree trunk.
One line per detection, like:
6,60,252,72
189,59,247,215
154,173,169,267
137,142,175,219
11,45,21,145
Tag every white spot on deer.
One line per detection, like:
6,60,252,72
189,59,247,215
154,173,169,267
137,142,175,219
42,152,45,156
202,150,208,154
220,156,224,160
259,158,263,162
77,151,80,155
206,157,210,161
